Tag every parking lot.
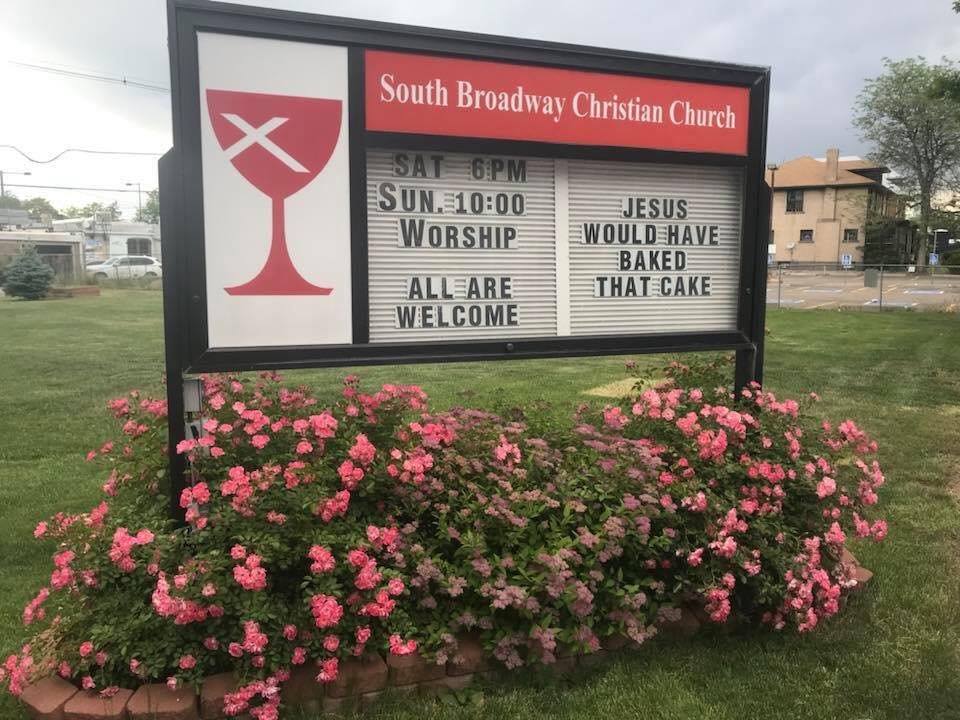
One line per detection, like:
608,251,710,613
767,268,960,311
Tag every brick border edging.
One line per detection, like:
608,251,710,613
18,554,874,719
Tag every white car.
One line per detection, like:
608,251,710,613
86,256,163,280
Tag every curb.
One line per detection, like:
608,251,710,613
16,583,871,720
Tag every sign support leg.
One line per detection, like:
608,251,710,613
735,179,771,393
159,148,188,524
734,345,758,392
165,368,187,524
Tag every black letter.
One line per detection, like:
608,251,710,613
396,306,417,328
378,182,396,211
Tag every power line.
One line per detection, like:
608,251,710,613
5,183,144,193
9,58,168,87
0,144,165,164
9,60,169,93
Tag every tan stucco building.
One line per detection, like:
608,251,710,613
766,149,904,265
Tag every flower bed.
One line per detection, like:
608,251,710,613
1,360,886,719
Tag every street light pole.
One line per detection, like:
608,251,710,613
766,164,779,266
126,182,142,218
0,169,32,197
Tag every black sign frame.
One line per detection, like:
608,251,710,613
162,0,770,517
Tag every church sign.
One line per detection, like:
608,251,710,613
162,0,769,376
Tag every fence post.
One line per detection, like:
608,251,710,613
777,265,783,308
879,264,884,311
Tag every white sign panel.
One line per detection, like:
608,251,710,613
367,151,743,342
568,161,743,335
198,33,352,349
366,151,557,343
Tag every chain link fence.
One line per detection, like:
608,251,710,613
767,263,960,311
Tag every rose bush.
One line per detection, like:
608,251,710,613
1,361,887,718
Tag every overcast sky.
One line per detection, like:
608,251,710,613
0,0,958,218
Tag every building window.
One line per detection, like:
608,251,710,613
843,229,859,244
127,237,151,255
786,189,804,213
799,229,814,243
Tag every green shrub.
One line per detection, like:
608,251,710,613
1,365,887,717
942,250,960,275
2,247,55,300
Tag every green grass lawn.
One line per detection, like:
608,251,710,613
1,290,959,719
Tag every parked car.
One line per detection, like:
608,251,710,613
86,256,163,280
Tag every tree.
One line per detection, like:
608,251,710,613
862,218,918,265
21,197,62,221
0,193,22,210
135,189,160,224
60,201,121,221
853,57,960,267
2,247,55,300
929,205,960,236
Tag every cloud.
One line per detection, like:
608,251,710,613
1,0,958,215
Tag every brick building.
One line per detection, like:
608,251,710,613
766,148,905,265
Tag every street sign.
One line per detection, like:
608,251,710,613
930,253,939,266
841,253,852,269
162,0,771,517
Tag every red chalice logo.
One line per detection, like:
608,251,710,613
207,89,342,295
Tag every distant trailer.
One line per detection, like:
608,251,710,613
0,231,85,282
0,209,31,229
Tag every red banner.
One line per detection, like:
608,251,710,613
365,50,750,156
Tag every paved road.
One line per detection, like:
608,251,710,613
767,270,960,311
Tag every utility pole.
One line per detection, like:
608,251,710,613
126,182,142,218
